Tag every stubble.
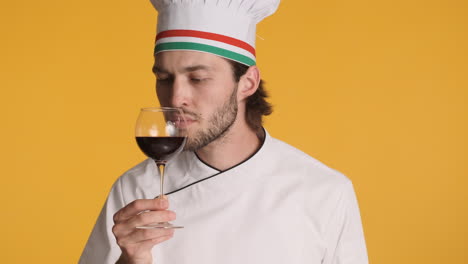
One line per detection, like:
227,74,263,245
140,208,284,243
184,85,238,151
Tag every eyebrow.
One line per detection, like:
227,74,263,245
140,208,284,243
152,65,212,74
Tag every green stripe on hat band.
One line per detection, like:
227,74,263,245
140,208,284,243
155,42,256,66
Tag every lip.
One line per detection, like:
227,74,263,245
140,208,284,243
174,119,196,129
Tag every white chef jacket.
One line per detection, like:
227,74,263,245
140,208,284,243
79,130,368,264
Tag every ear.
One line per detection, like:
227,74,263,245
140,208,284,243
237,66,260,101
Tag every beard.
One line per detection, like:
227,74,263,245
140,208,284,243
184,85,238,151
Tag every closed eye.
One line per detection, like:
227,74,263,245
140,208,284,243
156,74,173,82
191,77,211,83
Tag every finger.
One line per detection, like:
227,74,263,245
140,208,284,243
128,210,176,228
149,233,174,246
136,233,175,252
114,198,169,223
118,228,175,246
112,210,176,238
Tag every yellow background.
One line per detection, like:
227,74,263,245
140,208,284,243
1,0,467,263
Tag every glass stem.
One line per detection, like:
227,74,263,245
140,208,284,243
157,162,166,198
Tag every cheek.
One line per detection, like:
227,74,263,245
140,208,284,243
196,96,227,121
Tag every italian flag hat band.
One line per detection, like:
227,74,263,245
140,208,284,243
154,30,257,66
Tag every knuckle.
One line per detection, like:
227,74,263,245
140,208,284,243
128,200,139,210
111,224,121,236
114,232,126,247
113,211,120,223
116,237,125,247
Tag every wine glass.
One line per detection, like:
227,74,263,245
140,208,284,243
135,107,187,229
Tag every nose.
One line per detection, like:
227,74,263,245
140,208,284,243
170,77,190,108
155,76,191,108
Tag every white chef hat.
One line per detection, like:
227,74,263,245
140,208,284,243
150,0,280,66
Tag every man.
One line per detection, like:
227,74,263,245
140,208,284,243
80,0,368,263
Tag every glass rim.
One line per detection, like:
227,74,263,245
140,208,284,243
140,107,183,112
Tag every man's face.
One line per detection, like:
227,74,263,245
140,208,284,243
153,51,239,151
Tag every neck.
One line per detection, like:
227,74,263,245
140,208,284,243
195,120,262,171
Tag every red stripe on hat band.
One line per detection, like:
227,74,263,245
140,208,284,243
156,30,256,57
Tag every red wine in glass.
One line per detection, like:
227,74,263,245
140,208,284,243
136,136,186,162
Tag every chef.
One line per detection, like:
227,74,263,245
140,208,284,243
79,0,369,263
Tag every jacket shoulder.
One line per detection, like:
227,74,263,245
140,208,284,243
268,136,351,186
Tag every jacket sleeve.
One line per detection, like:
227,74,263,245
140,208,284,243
79,178,126,264
322,181,369,264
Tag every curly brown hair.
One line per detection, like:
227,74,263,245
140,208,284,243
227,60,273,136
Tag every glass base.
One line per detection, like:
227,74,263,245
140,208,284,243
136,221,183,229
